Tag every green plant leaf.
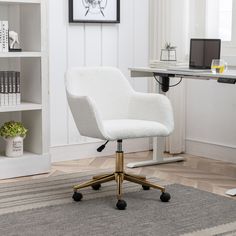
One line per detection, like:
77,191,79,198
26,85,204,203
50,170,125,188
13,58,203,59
0,121,28,138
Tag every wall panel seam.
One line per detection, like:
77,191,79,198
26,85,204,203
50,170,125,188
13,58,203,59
101,24,103,66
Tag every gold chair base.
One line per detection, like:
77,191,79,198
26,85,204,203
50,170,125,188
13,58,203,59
73,151,166,201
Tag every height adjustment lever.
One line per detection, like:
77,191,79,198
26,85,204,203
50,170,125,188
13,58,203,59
97,141,109,152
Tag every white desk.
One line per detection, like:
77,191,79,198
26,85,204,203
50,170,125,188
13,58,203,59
130,67,236,81
128,66,236,196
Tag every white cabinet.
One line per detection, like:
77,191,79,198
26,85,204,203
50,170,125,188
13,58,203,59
0,0,50,179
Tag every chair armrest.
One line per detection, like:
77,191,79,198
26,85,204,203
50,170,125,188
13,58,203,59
128,92,174,134
66,92,108,140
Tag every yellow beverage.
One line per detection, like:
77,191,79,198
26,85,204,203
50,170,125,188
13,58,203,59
211,65,225,73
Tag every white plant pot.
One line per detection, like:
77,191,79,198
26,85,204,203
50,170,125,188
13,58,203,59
5,136,24,157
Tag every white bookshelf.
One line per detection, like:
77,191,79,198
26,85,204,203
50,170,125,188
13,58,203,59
0,0,41,4
0,51,42,58
0,152,50,179
0,0,50,179
0,102,42,112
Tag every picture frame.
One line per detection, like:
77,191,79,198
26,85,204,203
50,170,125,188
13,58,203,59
69,0,120,23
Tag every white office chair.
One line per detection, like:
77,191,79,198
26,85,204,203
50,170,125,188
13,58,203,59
66,67,174,210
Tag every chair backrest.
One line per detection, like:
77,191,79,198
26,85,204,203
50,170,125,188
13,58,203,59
66,67,134,120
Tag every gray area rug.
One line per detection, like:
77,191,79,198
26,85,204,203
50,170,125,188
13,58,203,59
0,172,236,236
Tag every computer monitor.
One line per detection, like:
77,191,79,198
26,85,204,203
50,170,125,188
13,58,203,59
189,39,221,69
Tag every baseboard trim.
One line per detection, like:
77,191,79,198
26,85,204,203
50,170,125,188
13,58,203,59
50,138,150,163
186,138,236,163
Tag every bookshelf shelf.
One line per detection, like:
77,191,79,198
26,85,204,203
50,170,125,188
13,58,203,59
0,52,42,58
0,0,50,179
0,0,40,4
0,102,42,112
0,152,50,179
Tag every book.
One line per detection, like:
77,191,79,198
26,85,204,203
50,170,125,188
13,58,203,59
16,72,20,105
149,60,188,69
2,21,9,53
8,72,13,106
3,71,8,105
12,72,16,105
0,21,2,52
0,72,4,106
0,71,20,106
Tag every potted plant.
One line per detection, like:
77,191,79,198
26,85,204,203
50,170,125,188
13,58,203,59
0,121,28,157
160,42,177,61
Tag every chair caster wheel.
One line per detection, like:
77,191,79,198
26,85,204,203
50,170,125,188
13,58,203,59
72,192,83,202
92,183,101,190
160,192,171,202
116,200,127,210
142,185,150,190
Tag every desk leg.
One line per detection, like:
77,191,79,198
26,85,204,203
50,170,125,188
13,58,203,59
126,137,185,168
225,189,236,196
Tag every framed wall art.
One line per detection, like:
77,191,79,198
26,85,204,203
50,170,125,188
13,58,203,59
69,0,120,23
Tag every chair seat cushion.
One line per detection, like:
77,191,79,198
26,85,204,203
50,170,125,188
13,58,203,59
103,119,169,140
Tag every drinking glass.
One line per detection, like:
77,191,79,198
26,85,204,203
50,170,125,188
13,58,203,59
211,59,227,74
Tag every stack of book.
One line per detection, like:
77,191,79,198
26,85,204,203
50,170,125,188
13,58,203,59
0,71,21,106
149,60,188,69
0,21,9,52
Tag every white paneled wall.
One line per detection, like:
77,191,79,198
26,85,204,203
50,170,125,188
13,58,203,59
185,0,236,163
49,0,149,148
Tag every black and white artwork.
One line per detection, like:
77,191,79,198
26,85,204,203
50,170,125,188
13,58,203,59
69,0,120,23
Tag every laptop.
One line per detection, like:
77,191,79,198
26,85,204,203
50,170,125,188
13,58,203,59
168,38,221,73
